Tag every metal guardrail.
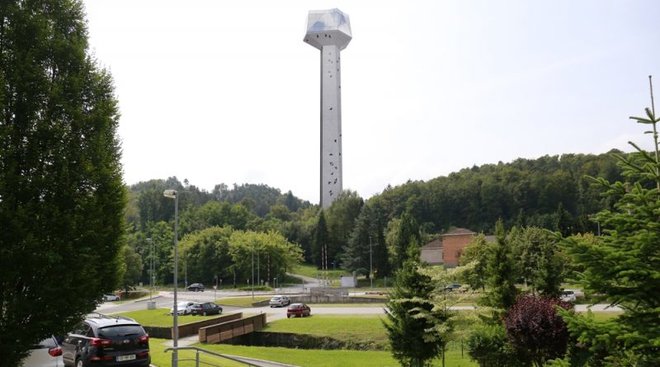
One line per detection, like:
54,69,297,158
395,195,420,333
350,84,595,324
164,346,299,367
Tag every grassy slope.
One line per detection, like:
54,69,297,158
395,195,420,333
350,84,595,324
149,338,476,367
117,308,227,327
264,315,389,348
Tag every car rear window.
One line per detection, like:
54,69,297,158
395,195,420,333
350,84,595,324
98,325,144,338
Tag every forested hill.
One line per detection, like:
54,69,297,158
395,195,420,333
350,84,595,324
126,151,623,236
366,150,624,235
126,179,311,229
124,150,625,271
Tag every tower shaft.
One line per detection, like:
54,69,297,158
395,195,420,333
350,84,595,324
304,8,352,208
320,44,343,208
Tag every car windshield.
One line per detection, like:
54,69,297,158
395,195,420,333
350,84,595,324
98,325,144,338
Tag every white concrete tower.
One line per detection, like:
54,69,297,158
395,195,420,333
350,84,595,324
304,9,352,208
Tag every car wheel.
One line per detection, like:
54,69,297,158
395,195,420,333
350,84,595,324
76,358,85,367
287,314,291,318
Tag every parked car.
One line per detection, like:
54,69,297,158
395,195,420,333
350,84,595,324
61,314,150,367
190,302,223,316
561,290,577,302
269,295,291,307
21,336,64,367
102,294,120,302
170,301,198,315
444,283,462,292
287,303,311,318
187,283,205,292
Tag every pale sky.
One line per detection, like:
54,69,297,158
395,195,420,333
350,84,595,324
82,0,660,203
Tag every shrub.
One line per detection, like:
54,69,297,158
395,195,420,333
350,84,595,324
467,323,524,367
504,295,572,367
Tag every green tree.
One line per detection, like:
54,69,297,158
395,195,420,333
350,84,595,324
228,230,303,285
325,190,363,269
385,259,449,367
460,234,490,291
510,227,565,297
145,221,174,284
391,211,422,270
312,210,330,269
0,0,125,363
179,226,233,286
561,98,660,366
120,244,143,294
342,202,389,277
483,221,518,311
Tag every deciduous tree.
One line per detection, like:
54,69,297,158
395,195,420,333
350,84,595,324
0,0,125,363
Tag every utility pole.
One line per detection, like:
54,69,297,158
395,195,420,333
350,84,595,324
369,235,373,289
251,244,255,299
147,238,153,301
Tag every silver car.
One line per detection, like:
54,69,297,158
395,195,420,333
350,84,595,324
21,336,64,367
170,301,198,315
269,295,291,307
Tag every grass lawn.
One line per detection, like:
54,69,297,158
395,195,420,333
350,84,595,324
292,264,346,279
310,303,385,308
148,338,476,367
591,311,624,322
217,296,271,307
115,308,229,327
265,315,389,348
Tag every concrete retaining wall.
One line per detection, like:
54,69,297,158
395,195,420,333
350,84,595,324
199,313,267,343
143,313,242,339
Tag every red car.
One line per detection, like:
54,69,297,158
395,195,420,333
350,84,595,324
286,303,311,318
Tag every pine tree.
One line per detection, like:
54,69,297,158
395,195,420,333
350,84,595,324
483,220,518,311
561,83,660,365
312,210,330,270
0,1,125,363
385,259,450,367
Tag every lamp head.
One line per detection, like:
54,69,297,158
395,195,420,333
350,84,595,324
163,189,177,199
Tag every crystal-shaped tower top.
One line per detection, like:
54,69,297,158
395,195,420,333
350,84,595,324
303,9,352,50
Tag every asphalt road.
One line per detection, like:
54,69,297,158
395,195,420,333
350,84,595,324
96,289,623,318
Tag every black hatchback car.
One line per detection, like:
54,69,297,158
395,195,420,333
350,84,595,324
187,283,205,292
62,313,150,367
190,302,223,316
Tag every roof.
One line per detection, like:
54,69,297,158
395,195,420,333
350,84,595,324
85,313,139,327
441,228,475,236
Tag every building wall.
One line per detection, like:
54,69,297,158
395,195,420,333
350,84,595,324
420,238,443,265
442,232,475,267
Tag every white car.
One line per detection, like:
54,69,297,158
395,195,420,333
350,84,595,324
170,301,198,315
269,295,291,307
21,336,64,367
561,290,577,302
102,294,120,301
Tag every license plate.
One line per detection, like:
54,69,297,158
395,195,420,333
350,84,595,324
117,354,136,362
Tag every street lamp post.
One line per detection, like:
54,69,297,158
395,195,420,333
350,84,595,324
369,236,373,289
147,238,153,301
251,244,255,300
163,189,179,367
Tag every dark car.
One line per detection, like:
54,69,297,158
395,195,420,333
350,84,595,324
187,283,205,292
62,313,150,367
286,303,311,318
190,302,223,316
